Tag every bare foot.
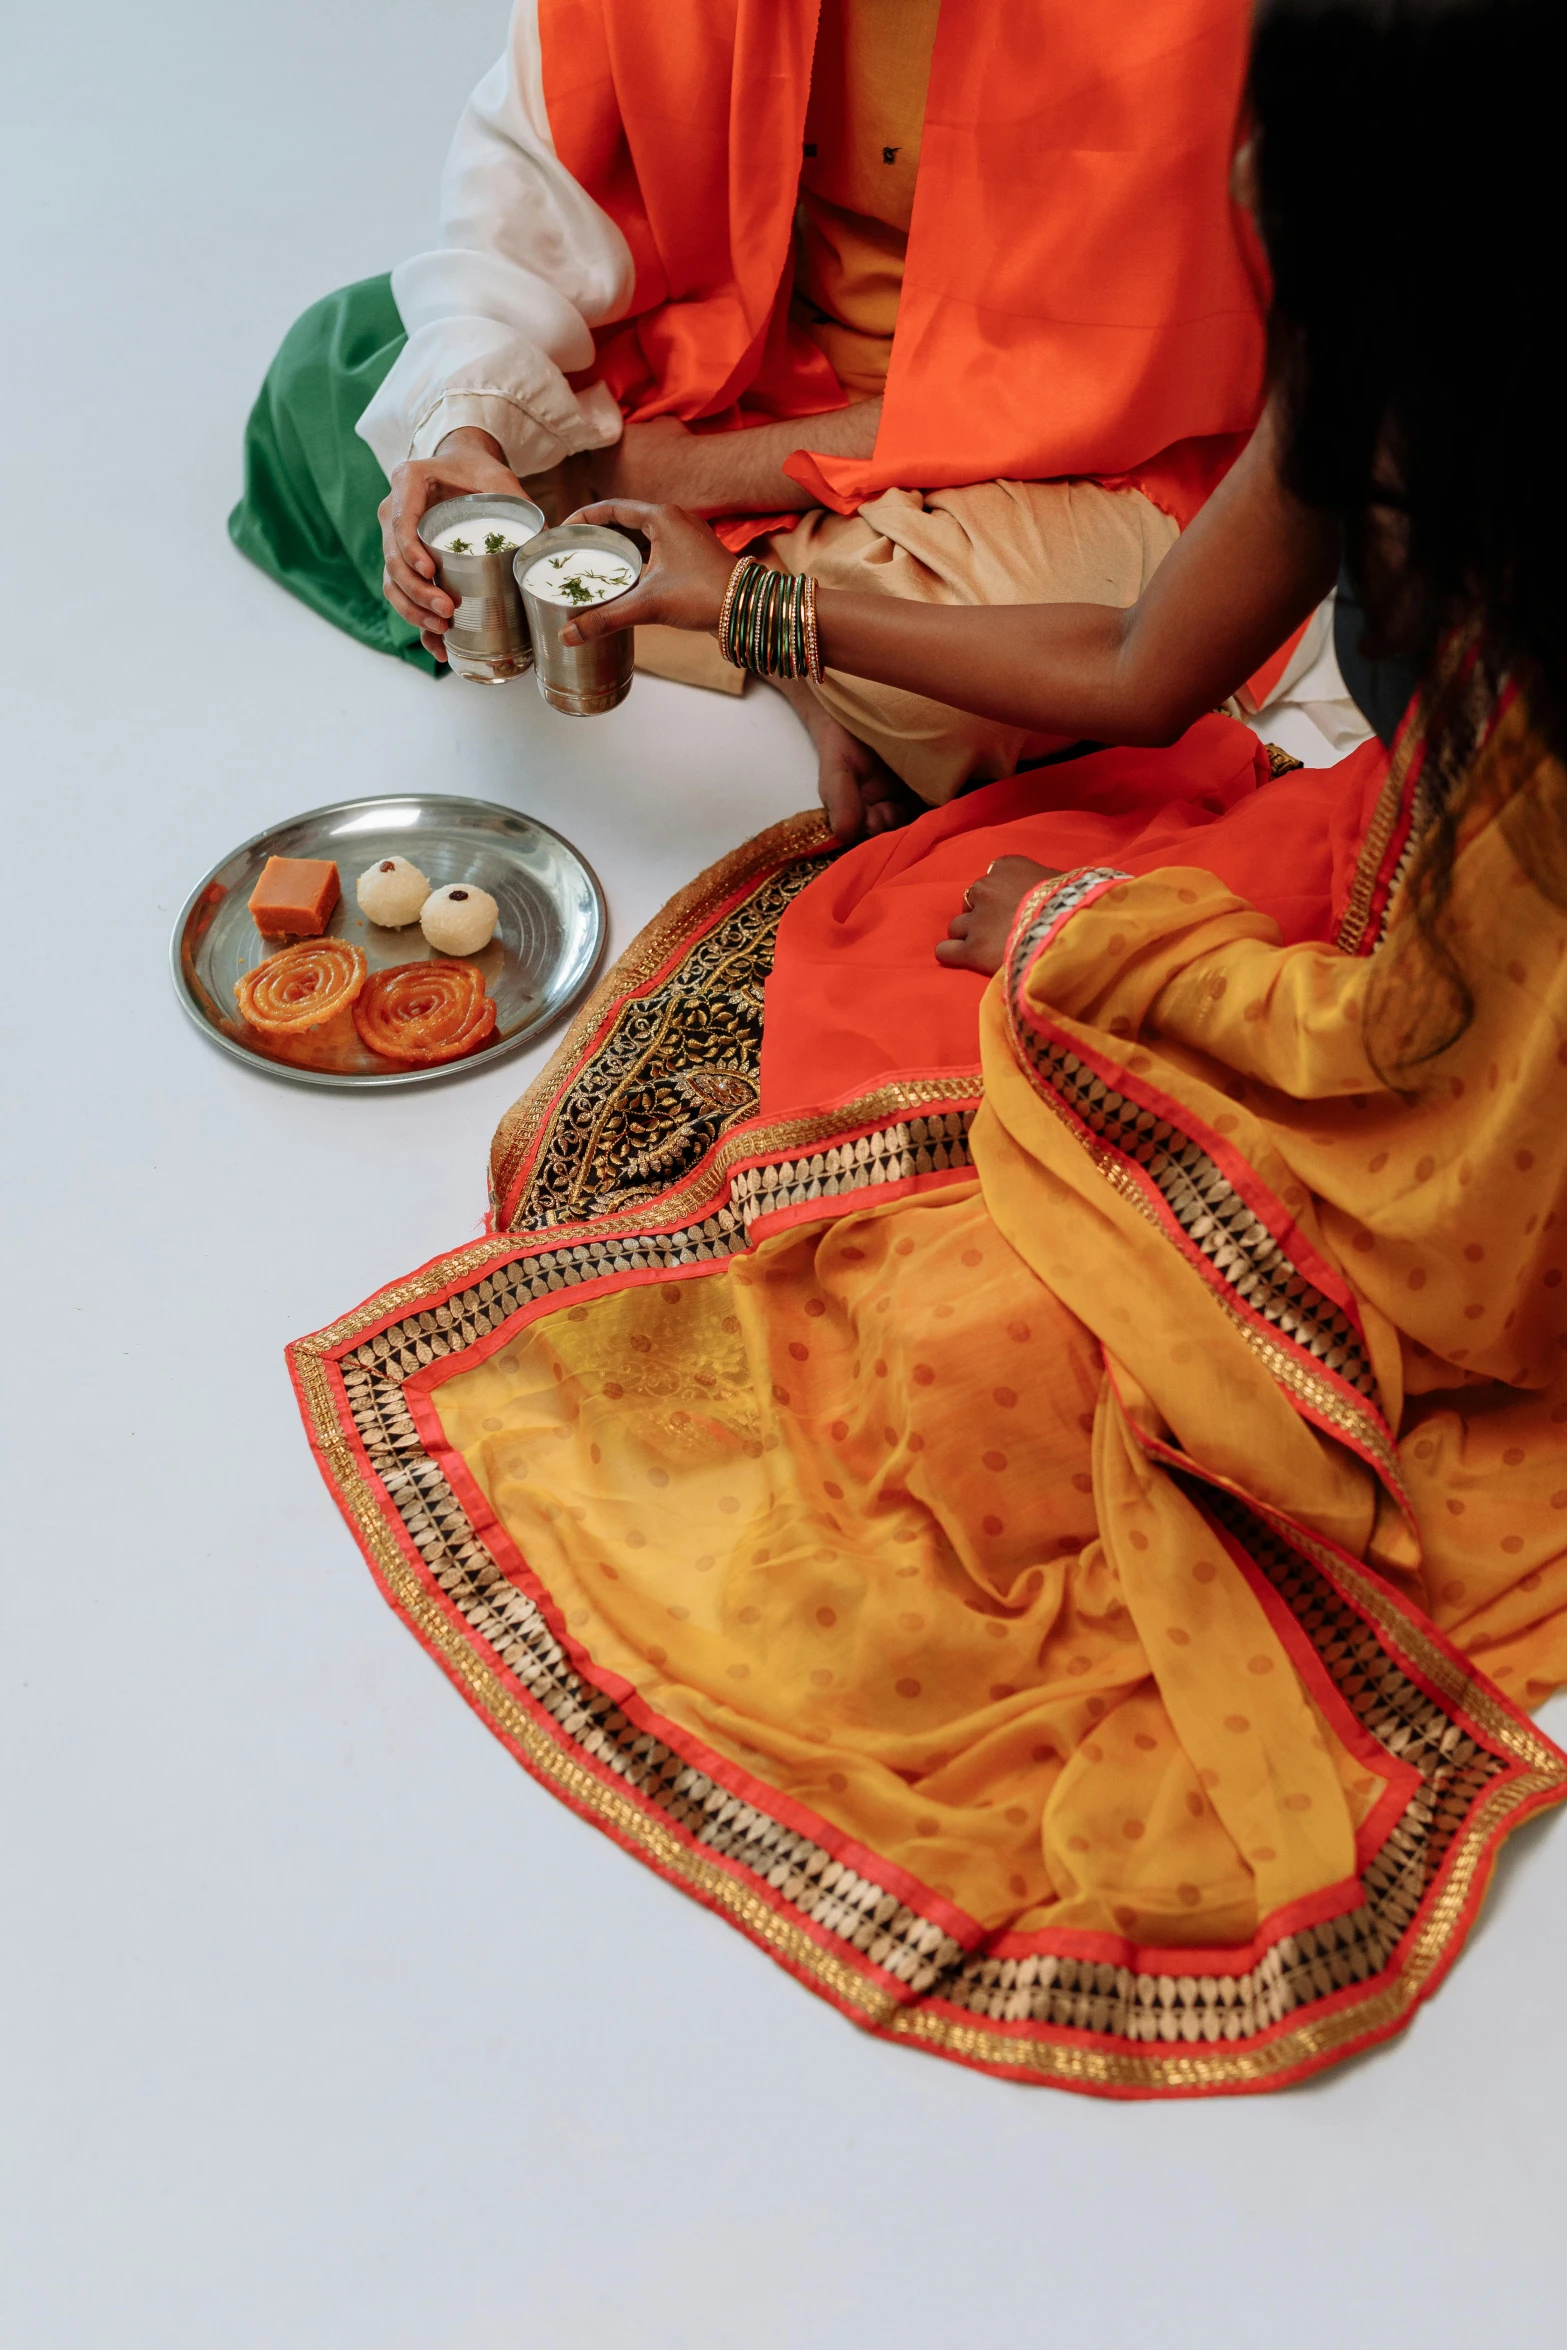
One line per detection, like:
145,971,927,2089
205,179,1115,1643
770,678,923,844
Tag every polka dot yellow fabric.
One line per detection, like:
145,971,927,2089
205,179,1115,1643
978,687,1567,1730
437,1186,1383,1943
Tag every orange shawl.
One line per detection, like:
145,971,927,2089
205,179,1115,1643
540,0,1267,523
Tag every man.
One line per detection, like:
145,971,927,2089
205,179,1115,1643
232,0,1266,836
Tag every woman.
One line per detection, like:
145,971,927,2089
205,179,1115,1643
294,0,1567,2093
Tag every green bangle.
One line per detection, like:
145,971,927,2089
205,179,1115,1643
718,556,759,666
733,562,765,670
721,562,818,679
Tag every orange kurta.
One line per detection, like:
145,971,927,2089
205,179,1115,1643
792,0,942,400
541,0,1267,524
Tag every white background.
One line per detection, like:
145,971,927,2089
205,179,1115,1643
4,5,1563,2343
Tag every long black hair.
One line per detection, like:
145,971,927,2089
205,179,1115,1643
1249,0,1567,1067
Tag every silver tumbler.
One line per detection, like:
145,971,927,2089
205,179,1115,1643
417,493,546,683
514,525,643,716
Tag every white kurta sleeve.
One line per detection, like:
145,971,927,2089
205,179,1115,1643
356,0,636,480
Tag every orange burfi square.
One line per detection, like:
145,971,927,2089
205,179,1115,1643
248,856,341,938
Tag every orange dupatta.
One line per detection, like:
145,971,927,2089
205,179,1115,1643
540,0,1267,524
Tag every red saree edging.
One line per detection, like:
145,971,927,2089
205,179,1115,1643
1336,639,1519,957
1199,1507,1425,1875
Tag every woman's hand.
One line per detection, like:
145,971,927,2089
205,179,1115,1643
379,428,525,659
554,501,739,645
935,856,1061,976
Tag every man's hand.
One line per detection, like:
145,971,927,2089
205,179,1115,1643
561,499,924,846
935,856,1061,976
813,715,921,845
583,400,883,517
588,417,714,507
772,686,919,845
379,428,525,659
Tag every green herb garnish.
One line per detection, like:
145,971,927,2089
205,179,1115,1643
448,536,471,554
484,531,515,552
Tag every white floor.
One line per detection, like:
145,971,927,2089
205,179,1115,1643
4,7,1563,2345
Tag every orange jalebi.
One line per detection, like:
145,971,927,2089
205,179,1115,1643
352,959,497,1065
235,938,367,1033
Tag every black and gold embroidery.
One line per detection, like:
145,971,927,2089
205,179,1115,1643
1022,1034,1376,1400
1002,872,1398,1482
1336,627,1504,957
940,1484,1500,2043
500,837,836,1235
1006,868,1129,978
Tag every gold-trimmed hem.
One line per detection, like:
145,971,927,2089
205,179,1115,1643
294,1320,1565,2095
1335,702,1426,956
1001,997,1404,1500
885,1764,1557,2088
489,808,833,1221
294,1333,903,2025
290,1066,1567,2099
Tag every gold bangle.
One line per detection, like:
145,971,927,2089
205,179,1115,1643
718,557,755,667
721,560,823,679
802,574,822,684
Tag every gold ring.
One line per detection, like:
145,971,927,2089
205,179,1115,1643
962,885,976,910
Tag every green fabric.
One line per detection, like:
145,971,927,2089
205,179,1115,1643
228,272,442,675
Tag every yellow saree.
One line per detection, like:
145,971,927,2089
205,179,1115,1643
292,668,1567,2096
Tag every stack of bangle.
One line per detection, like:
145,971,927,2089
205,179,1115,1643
718,555,823,684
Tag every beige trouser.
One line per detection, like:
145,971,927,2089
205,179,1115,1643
766,480,1179,804
529,458,1180,804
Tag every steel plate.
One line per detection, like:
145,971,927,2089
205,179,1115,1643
172,793,605,1089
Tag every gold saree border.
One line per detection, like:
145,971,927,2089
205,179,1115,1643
290,1081,1566,2099
1002,947,1408,1504
489,807,833,1227
1334,690,1428,957
290,1330,904,2029
1334,621,1509,958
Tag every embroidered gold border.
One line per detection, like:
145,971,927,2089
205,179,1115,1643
293,1099,1566,2099
1003,1002,1405,1497
1254,1501,1560,1774
295,1082,982,1364
489,808,833,1220
1089,1136,1405,1491
1335,699,1427,955
886,1761,1557,2086
292,1339,900,2025
294,1322,1563,2092
498,1075,982,1258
